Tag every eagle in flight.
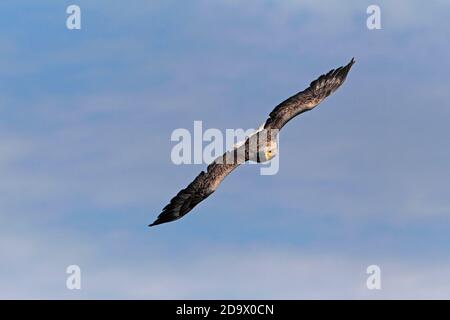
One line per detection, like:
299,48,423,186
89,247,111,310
150,58,355,227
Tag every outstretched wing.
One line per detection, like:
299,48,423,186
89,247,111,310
150,148,244,226
264,58,355,131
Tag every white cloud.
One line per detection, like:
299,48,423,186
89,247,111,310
1,227,449,299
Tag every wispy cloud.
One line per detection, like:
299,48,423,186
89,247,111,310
1,0,450,298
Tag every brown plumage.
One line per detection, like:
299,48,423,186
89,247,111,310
150,58,355,227
264,58,355,130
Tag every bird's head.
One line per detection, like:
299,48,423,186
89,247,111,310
259,140,278,162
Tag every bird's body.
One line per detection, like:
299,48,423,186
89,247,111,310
150,58,355,227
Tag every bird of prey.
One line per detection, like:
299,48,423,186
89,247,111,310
150,58,355,227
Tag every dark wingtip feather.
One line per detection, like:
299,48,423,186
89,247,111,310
342,57,355,73
149,212,179,227
149,218,163,227
333,57,356,83
309,58,355,90
344,57,356,74
148,219,160,227
148,220,162,227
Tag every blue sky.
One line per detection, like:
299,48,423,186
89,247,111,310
1,0,450,298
